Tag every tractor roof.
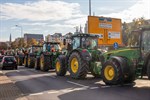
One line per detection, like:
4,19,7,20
44,42,60,44
71,33,99,38
31,45,43,47
133,25,150,32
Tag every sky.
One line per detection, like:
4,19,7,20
0,0,150,42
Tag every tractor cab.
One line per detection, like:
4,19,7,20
29,45,43,54
42,42,61,53
128,26,150,61
67,34,99,51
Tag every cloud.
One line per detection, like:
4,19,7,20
102,0,150,22
0,0,84,21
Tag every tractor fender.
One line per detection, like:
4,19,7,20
109,56,130,80
69,49,92,61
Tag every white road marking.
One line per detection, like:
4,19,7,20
90,87,99,89
101,85,111,88
67,81,89,87
29,92,43,96
48,91,59,94
16,70,20,72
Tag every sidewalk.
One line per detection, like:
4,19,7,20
0,71,28,100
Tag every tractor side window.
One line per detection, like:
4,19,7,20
47,44,51,52
43,44,46,52
142,30,150,52
54,44,60,51
72,37,80,49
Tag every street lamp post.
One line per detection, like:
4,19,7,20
15,25,23,38
15,25,23,48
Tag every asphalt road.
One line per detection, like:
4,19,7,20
2,66,150,100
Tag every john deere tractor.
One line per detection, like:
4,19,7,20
38,42,61,72
55,33,103,79
100,26,150,85
24,45,43,68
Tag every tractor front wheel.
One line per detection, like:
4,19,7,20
40,54,50,72
101,59,123,85
35,56,40,70
68,52,87,79
55,56,66,76
28,56,35,68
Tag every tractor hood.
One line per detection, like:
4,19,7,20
103,48,140,61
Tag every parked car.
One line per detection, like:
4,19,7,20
0,55,4,62
0,56,18,70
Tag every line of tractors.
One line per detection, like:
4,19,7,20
16,26,150,85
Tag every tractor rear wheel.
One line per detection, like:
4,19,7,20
147,60,150,80
40,54,50,72
55,56,66,76
24,56,28,67
68,52,87,79
101,58,123,85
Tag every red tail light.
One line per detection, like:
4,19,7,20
82,49,87,52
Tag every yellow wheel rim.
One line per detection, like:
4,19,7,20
104,65,115,81
24,58,26,65
28,58,30,65
40,56,44,69
56,61,60,72
71,57,79,73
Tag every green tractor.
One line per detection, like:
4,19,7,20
101,26,150,85
24,45,43,68
38,42,61,72
55,33,103,79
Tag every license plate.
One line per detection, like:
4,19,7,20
8,62,13,64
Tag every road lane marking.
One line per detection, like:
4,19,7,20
48,91,59,94
67,81,89,87
16,70,20,72
101,85,111,88
29,92,43,96
90,87,99,89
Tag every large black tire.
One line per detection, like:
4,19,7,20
40,54,50,72
35,56,40,70
55,55,67,76
147,60,150,80
19,56,24,66
101,58,123,85
28,55,35,68
68,52,88,79
24,56,28,67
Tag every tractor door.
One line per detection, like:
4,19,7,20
141,30,150,58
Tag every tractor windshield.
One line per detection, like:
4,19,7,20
72,37,80,49
32,46,43,53
128,31,140,47
82,37,98,49
142,30,150,52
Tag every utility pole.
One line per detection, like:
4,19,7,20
89,0,91,16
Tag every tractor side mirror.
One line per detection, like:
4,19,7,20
63,39,66,45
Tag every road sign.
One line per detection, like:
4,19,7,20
113,42,118,49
